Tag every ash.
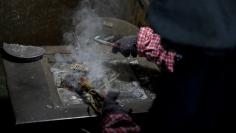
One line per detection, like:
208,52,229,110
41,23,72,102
49,54,148,106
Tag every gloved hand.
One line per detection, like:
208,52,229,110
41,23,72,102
112,35,138,57
101,90,141,133
102,90,126,117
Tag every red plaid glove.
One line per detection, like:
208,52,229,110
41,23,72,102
112,27,179,72
137,27,178,72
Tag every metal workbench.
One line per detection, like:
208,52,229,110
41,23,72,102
3,45,159,125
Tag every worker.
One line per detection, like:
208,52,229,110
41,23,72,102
105,0,236,132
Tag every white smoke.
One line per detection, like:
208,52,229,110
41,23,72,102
53,0,148,101
63,0,123,81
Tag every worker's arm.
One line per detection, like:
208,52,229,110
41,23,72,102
101,91,140,133
113,27,180,72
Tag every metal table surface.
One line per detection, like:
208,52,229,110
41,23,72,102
3,46,158,125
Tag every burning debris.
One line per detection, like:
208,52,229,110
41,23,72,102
48,53,149,114
70,63,89,72
50,60,104,114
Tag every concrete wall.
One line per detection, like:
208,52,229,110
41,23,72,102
128,0,149,27
0,0,148,46
0,0,79,45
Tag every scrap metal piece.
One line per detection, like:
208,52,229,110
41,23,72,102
103,21,113,28
3,43,45,61
70,63,89,72
97,74,120,90
79,76,94,92
103,35,115,41
94,36,118,48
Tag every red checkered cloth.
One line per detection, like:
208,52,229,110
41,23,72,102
137,27,177,72
101,114,141,133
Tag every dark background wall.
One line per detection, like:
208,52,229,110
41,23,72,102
0,0,149,45
0,0,79,46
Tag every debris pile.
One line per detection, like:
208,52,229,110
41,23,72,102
49,54,149,114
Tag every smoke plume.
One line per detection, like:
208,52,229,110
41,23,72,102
62,0,127,81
